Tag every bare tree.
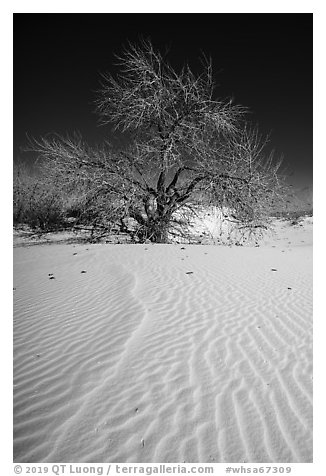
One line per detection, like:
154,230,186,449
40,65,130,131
29,39,287,243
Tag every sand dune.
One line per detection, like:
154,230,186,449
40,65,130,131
13,219,313,463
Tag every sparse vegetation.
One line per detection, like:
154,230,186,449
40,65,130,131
13,163,65,231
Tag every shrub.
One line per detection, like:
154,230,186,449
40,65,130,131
13,164,65,230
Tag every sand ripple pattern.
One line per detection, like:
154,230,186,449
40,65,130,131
13,243,312,463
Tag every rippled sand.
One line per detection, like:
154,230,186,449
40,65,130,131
13,220,313,463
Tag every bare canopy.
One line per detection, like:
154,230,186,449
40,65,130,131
30,39,287,243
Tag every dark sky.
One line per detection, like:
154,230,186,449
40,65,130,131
14,13,312,189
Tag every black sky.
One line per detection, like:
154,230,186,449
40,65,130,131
14,13,312,189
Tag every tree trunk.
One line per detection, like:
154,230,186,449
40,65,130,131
146,213,171,243
151,224,169,243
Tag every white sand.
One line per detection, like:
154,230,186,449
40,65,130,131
13,219,313,463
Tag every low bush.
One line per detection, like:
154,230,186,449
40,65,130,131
14,177,65,230
13,163,122,235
